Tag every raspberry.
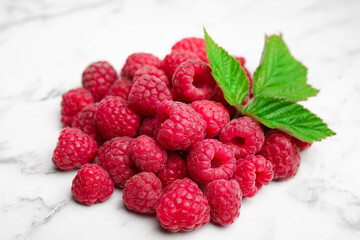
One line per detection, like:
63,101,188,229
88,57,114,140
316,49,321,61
133,66,169,87
203,179,242,226
82,61,118,101
71,164,114,205
71,103,104,144
259,131,300,181
95,96,141,139
157,152,187,186
219,116,265,159
97,137,136,188
190,100,230,138
52,128,97,170
211,86,237,118
121,53,161,80
171,37,207,62
60,88,94,126
156,178,210,232
154,101,207,151
172,60,216,102
187,139,236,185
123,172,164,214
161,50,200,79
232,155,273,197
139,117,158,138
131,135,167,173
292,137,312,152
128,75,173,116
105,78,132,100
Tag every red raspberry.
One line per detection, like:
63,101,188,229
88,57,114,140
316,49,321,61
187,139,236,185
82,61,118,101
120,53,161,80
123,172,164,213
133,66,169,87
211,86,237,118
219,116,265,159
131,135,167,173
105,78,132,100
52,128,97,170
190,100,230,138
139,117,158,138
156,178,210,232
203,179,242,226
259,131,300,181
171,37,207,62
172,60,216,102
157,152,187,186
161,50,200,79
71,103,104,144
95,96,141,139
128,75,173,116
71,164,114,205
292,137,312,152
232,155,273,197
154,101,207,151
60,88,94,126
97,137,135,188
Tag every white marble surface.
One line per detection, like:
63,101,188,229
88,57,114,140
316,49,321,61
1,0,360,239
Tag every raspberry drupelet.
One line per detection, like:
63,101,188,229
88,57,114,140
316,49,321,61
161,50,200,80
171,37,208,63
121,53,161,80
133,65,169,87
187,139,236,185
105,78,132,100
97,137,136,188
157,151,187,186
139,117,158,138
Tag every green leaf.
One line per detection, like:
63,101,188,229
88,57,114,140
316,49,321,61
204,28,249,106
242,96,335,142
253,35,319,101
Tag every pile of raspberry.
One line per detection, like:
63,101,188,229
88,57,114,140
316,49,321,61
52,37,312,232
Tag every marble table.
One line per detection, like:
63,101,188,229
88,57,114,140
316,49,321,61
1,0,359,239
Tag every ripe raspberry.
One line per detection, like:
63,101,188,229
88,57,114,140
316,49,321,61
82,61,118,101
52,128,97,170
259,131,300,181
232,155,273,197
121,53,161,80
71,103,104,144
60,88,94,126
171,37,207,62
172,60,216,102
133,66,169,87
190,100,230,138
187,139,236,185
71,164,114,205
128,75,172,116
105,78,132,100
211,86,237,118
203,179,242,226
95,96,141,139
157,152,187,186
131,135,167,173
156,178,210,232
161,50,200,79
155,101,207,151
97,137,135,188
292,137,312,152
219,116,265,159
123,172,164,214
139,117,158,138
